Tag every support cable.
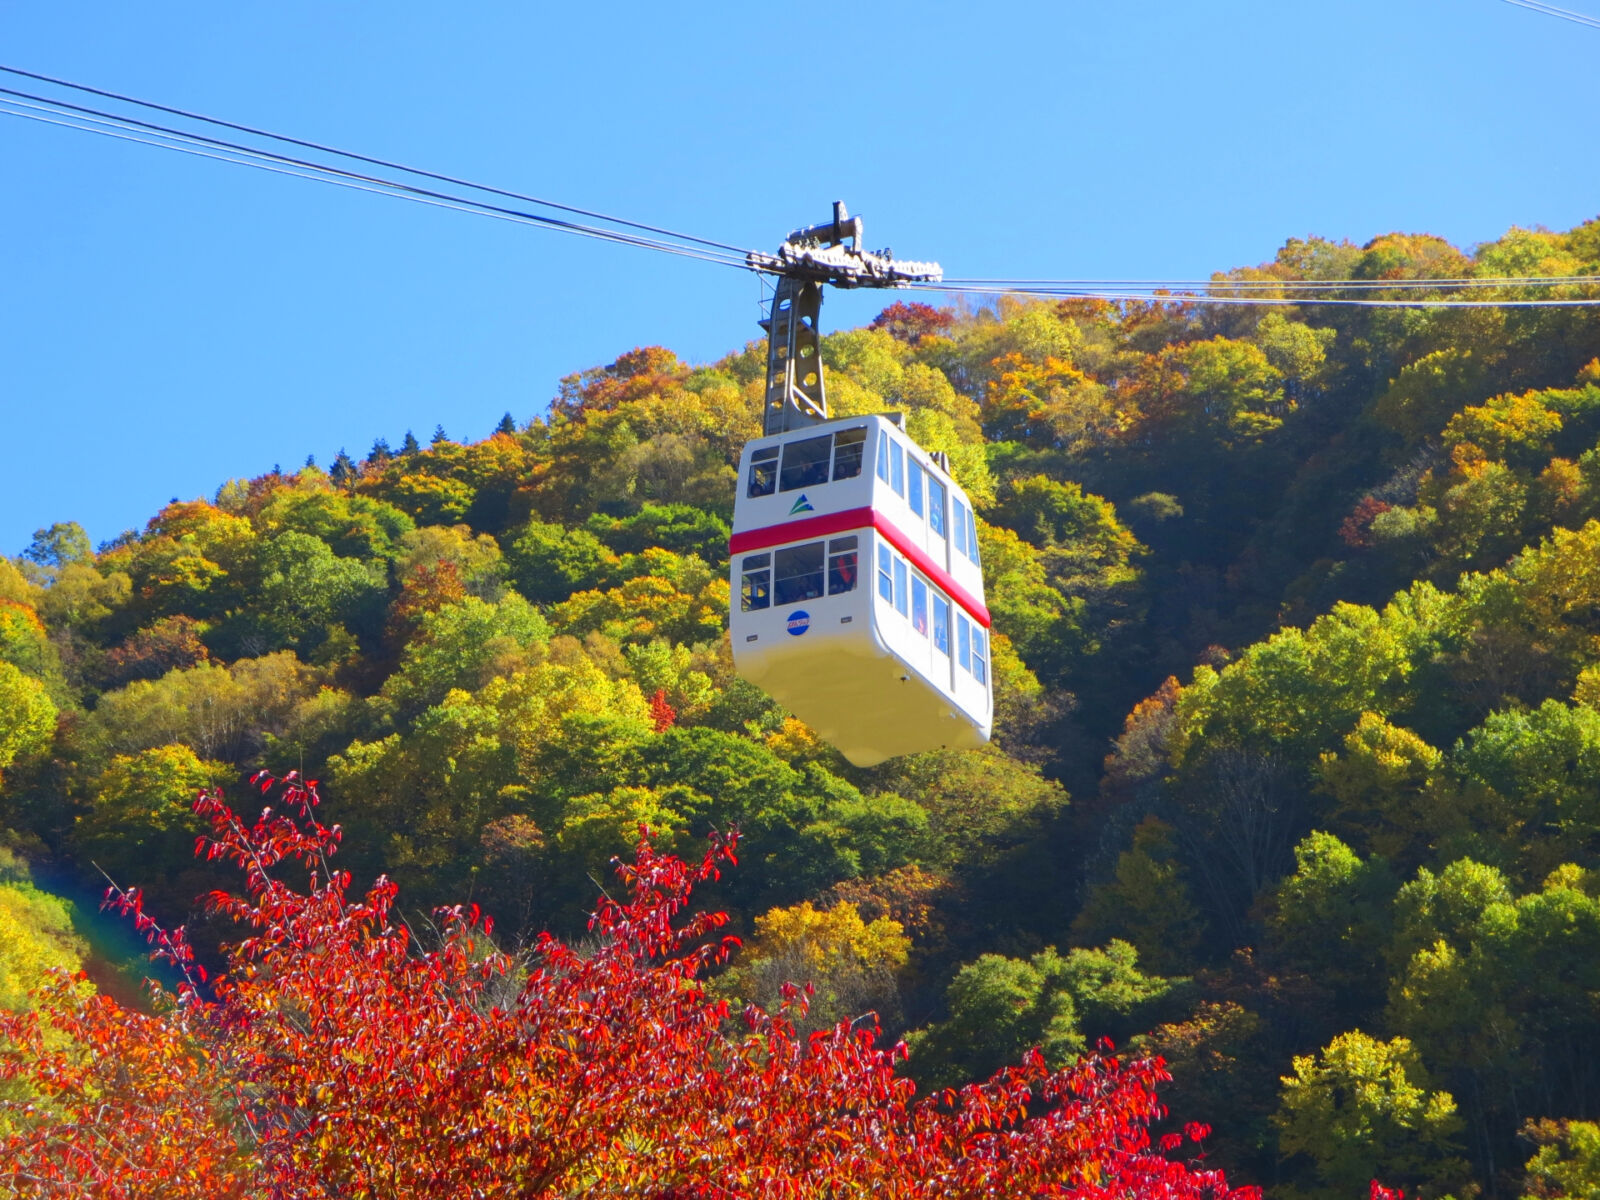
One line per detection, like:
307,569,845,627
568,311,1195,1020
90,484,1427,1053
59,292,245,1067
0,63,750,254
0,94,753,270
907,280,1600,309
4,66,1599,307
1501,0,1600,30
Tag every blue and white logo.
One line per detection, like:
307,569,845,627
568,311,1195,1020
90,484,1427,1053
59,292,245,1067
788,493,815,515
786,610,811,636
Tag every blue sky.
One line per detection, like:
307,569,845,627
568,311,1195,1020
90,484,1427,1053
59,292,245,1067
3,1,1598,553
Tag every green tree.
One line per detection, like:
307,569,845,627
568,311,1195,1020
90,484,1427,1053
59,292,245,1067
1318,713,1448,866
1253,313,1335,397
88,652,319,765
256,489,415,562
1073,816,1206,974
908,942,1181,1090
584,503,729,567
1522,1119,1600,1200
1276,1031,1466,1200
0,662,56,778
1371,348,1490,448
1267,832,1397,1009
1453,700,1600,881
503,519,618,605
70,745,228,910
247,530,387,655
381,594,551,718
907,952,1082,1090
21,522,92,573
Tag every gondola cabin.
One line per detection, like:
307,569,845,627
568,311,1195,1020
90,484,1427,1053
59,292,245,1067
729,413,993,767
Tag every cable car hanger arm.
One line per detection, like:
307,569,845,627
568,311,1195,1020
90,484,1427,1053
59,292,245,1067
755,202,942,437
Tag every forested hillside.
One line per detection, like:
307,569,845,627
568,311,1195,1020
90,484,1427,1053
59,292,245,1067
5,218,1600,1195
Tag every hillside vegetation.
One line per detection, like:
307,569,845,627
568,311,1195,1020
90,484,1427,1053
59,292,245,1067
4,218,1600,1195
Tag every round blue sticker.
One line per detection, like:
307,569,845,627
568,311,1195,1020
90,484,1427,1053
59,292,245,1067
786,610,811,636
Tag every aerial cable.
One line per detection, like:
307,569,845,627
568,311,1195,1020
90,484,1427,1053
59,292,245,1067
3,66,1597,307
0,99,747,270
942,275,1598,291
0,87,753,267
0,63,750,255
1500,0,1600,30
908,281,1600,309
0,97,752,271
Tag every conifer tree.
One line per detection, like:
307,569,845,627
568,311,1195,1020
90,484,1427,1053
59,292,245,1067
329,448,357,486
401,430,421,454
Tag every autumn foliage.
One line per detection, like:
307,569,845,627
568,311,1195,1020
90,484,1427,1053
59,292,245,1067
0,773,1247,1199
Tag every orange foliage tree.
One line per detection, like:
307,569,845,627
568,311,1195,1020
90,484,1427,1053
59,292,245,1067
0,773,1253,1199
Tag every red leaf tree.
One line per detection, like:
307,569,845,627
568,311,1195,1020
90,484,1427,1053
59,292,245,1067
0,773,1255,1199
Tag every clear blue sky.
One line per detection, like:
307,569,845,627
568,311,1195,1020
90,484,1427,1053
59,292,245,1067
3,1,1598,553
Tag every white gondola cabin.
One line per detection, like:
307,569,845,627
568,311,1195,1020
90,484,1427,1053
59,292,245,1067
729,413,993,766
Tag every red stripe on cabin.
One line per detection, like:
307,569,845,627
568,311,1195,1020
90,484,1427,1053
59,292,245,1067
729,506,993,629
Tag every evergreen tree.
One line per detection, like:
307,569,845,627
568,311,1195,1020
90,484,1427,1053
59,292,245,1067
496,412,517,436
330,448,357,486
304,454,317,469
401,430,421,455
432,424,450,446
366,437,393,465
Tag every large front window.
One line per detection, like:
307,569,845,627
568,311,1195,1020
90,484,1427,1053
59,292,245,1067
779,434,832,492
764,426,870,494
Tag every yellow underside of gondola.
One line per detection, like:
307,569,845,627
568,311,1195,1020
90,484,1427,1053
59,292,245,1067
742,636,987,767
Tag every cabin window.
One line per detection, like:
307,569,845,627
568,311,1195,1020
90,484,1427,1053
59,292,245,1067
780,435,832,492
965,507,981,566
740,553,771,612
876,432,890,483
928,477,947,539
828,536,858,595
933,595,951,656
893,557,909,617
908,462,925,519
832,427,866,481
952,497,969,557
748,447,779,498
890,441,905,497
877,544,893,603
911,576,929,637
971,628,988,685
957,614,971,672
773,542,824,606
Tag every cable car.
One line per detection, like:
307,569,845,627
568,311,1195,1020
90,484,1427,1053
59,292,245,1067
728,205,991,766
729,413,993,766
